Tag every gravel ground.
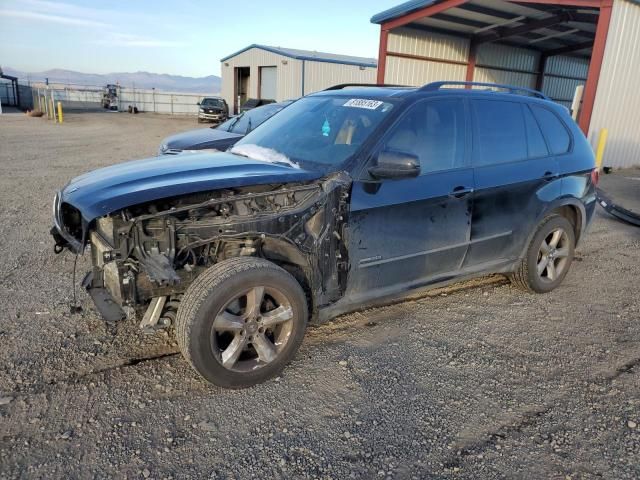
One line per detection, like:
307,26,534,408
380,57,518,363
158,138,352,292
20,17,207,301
0,111,638,480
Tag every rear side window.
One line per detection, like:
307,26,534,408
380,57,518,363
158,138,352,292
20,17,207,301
530,105,571,155
523,105,549,158
472,100,527,166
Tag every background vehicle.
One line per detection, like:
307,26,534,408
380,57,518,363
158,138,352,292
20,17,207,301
240,98,275,113
101,84,118,110
198,97,229,123
51,82,597,388
159,101,291,155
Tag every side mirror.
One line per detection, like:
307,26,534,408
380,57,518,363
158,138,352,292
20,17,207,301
368,150,420,179
197,101,201,106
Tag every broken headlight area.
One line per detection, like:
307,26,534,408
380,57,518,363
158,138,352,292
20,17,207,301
52,192,86,254
81,173,351,325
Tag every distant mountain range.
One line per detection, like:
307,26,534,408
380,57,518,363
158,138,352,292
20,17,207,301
2,67,221,94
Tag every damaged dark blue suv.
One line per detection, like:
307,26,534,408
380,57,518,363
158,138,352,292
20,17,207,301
51,82,597,388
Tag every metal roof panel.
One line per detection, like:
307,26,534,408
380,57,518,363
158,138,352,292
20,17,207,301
220,44,377,68
371,0,438,24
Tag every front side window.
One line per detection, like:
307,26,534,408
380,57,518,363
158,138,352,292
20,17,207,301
381,98,465,174
232,96,396,170
530,105,572,155
473,99,527,166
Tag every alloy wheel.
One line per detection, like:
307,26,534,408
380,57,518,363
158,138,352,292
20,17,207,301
210,286,294,372
536,227,570,282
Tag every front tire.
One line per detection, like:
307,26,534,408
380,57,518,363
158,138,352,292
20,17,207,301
510,215,575,293
176,257,308,388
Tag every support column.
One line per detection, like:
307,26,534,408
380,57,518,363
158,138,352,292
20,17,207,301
579,0,613,134
535,54,547,91
377,27,389,85
465,42,477,84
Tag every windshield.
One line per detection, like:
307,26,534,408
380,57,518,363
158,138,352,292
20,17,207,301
217,104,284,134
201,98,223,107
231,96,396,169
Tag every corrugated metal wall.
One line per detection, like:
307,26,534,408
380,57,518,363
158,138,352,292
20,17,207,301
383,27,468,85
589,0,640,168
382,27,591,110
473,43,539,89
302,61,376,95
541,55,589,109
221,48,303,110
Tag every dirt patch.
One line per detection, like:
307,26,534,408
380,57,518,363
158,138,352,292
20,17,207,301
0,112,638,479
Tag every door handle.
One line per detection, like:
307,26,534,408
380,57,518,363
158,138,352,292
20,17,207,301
449,186,474,198
543,171,559,181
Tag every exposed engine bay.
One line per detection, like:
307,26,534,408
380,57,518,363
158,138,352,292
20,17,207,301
53,173,351,323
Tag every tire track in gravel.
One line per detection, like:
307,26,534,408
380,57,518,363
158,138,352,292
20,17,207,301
10,351,180,398
442,354,640,470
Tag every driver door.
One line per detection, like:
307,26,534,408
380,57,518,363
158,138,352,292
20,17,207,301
346,98,473,299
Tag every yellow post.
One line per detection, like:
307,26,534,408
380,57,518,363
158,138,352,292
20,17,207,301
595,128,608,170
57,101,63,123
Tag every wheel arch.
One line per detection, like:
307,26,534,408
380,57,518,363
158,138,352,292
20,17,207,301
546,198,586,247
259,236,316,317
518,198,586,263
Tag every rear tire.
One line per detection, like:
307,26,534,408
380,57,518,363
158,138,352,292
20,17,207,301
510,215,575,293
176,257,308,388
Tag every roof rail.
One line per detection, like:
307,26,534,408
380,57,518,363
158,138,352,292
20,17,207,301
324,83,408,91
420,81,550,100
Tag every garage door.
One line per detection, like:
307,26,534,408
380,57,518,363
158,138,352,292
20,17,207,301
260,67,277,101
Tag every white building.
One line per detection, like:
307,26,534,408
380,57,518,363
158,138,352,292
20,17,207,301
220,44,377,114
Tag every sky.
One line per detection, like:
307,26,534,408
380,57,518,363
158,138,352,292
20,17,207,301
0,0,400,77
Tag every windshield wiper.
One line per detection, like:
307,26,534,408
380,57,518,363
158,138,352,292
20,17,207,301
229,150,249,158
228,114,243,132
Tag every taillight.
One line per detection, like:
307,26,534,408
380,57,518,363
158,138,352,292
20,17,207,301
591,168,600,187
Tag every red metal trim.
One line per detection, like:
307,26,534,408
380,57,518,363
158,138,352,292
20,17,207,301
377,27,388,84
465,42,477,83
509,0,601,7
387,50,468,66
381,0,469,31
579,1,613,134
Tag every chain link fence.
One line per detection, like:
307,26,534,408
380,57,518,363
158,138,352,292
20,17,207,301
11,81,214,117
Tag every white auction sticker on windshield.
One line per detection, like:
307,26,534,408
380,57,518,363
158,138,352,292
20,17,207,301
343,99,384,110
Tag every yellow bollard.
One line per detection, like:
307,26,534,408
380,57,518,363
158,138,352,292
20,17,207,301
57,101,63,123
595,128,608,170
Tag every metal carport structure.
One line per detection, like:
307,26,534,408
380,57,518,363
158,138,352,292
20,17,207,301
0,72,21,108
372,0,613,136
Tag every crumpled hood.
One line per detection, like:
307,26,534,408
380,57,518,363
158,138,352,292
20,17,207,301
163,127,242,150
60,151,321,221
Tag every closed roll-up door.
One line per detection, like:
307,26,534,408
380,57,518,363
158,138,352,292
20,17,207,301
260,66,277,101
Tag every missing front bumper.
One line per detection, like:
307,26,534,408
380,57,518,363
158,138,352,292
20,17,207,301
81,271,126,323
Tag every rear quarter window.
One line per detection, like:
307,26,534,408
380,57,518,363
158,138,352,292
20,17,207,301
530,105,572,155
